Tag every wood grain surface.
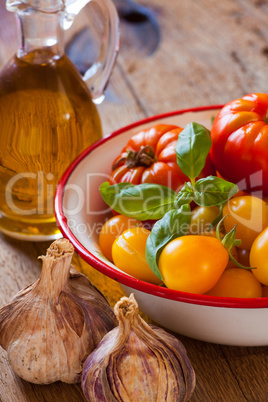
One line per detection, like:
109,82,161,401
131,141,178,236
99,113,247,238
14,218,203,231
1,1,268,401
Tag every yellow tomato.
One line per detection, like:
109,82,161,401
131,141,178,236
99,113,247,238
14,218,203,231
206,268,262,298
112,227,162,285
158,235,229,294
99,215,142,261
223,196,268,250
188,206,219,234
250,226,268,285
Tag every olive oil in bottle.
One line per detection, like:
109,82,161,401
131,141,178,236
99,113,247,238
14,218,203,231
0,49,102,239
0,0,120,240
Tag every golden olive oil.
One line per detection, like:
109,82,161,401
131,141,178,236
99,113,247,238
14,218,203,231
0,50,102,238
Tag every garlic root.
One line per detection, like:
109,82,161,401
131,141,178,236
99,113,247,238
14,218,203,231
0,238,117,384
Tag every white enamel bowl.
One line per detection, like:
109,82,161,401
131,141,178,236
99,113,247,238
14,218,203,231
55,106,268,346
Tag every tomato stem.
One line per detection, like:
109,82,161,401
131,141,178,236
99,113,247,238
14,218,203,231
112,145,157,170
217,216,253,270
229,251,256,270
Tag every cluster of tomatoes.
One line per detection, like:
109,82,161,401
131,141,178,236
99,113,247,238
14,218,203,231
99,93,268,298
99,194,268,298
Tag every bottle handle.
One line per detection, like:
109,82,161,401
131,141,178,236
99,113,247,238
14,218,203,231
64,0,120,103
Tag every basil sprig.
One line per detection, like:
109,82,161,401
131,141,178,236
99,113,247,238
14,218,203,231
173,122,238,208
175,176,238,208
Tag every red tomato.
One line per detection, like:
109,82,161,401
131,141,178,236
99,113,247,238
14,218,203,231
210,93,268,195
236,247,250,267
110,124,215,192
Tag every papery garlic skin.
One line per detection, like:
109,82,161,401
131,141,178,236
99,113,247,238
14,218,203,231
81,294,196,402
0,239,117,384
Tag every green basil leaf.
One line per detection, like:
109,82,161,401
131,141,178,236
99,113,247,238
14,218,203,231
175,122,212,181
99,181,177,220
99,181,134,209
145,204,191,279
174,182,194,208
193,176,239,206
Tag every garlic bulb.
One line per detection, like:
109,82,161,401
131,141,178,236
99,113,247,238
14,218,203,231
81,294,196,401
0,238,117,384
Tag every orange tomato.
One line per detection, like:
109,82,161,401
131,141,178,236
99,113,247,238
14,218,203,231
206,268,262,298
199,230,238,269
188,206,219,235
99,214,142,261
158,235,229,294
223,195,268,250
250,226,268,285
112,227,162,285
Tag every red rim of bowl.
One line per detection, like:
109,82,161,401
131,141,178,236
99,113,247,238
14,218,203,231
55,105,268,309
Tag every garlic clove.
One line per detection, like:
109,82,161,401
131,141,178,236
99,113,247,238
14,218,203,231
81,293,196,401
0,238,117,384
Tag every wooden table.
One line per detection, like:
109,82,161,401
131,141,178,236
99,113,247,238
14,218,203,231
1,0,268,401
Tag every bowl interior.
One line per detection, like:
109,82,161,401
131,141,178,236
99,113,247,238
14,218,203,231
55,106,268,309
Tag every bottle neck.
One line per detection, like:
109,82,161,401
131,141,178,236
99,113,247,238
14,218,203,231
17,10,64,63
